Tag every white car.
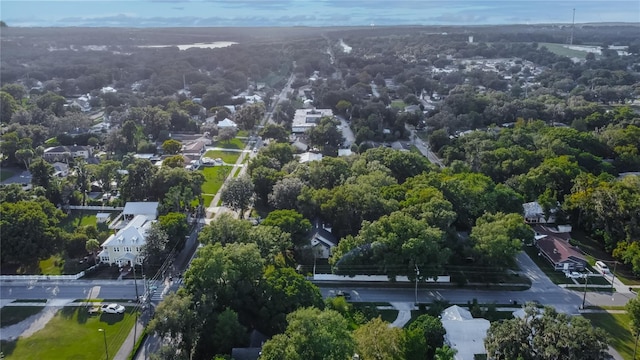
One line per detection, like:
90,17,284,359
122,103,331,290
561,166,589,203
101,303,125,314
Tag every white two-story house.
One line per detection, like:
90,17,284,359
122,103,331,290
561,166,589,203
98,202,159,267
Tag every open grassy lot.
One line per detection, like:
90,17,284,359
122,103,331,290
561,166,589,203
58,211,99,232
0,167,18,181
203,150,241,164
390,100,406,110
0,306,45,327
200,166,232,207
211,137,245,150
539,42,601,59
1,306,137,360
583,312,635,360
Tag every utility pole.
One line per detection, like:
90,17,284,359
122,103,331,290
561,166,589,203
414,264,420,305
581,274,589,309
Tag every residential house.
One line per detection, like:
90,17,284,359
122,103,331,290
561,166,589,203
310,221,337,259
441,305,490,360
534,224,586,271
99,202,159,266
292,108,334,133
98,215,152,266
523,201,556,224
182,140,207,162
43,145,92,162
217,118,238,129
52,162,69,177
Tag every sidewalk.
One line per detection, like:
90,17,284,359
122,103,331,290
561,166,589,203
114,319,146,360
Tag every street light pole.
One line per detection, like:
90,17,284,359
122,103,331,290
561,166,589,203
98,328,109,360
582,274,589,309
414,264,420,305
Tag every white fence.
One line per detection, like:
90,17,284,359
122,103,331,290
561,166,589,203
64,205,123,211
0,264,100,281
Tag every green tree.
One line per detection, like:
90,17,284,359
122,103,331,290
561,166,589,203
260,266,324,334
434,345,457,360
163,155,185,169
15,148,34,169
198,213,252,245
627,295,640,359
260,307,355,360
471,212,532,269
220,176,254,219
353,317,404,360
29,158,54,189
235,102,265,130
218,127,237,143
162,139,182,155
485,304,608,360
121,158,157,201
306,117,344,156
140,222,170,267
260,124,289,143
1,91,19,122
0,199,64,266
85,238,101,265
268,176,305,209
148,292,200,360
407,314,446,359
159,212,189,250
261,209,312,247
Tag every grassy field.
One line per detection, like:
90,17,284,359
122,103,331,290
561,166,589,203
1,307,137,360
583,312,635,360
203,150,241,164
390,100,406,110
539,42,601,59
0,306,45,327
39,255,64,275
200,166,232,207
0,167,18,181
59,211,99,232
211,137,245,150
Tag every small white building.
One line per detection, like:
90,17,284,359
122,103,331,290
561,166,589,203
43,145,92,162
441,305,490,360
218,118,238,129
298,152,323,163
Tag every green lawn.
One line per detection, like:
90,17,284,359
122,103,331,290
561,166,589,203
0,306,45,327
200,165,232,201
236,130,249,137
539,42,602,59
203,150,241,164
572,230,640,285
1,306,137,360
39,255,64,275
0,167,18,181
212,137,245,150
583,312,635,360
59,211,99,233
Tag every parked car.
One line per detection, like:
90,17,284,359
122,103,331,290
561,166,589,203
595,261,610,275
336,290,351,300
101,303,125,314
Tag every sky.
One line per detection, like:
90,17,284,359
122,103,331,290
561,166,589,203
1,0,639,27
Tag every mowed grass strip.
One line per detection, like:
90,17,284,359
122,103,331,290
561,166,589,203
583,312,635,360
211,137,245,150
0,307,45,327
201,166,232,196
203,150,241,164
1,306,137,360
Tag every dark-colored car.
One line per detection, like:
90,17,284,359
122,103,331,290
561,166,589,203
336,290,351,300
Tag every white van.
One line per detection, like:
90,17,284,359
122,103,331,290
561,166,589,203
595,261,610,274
